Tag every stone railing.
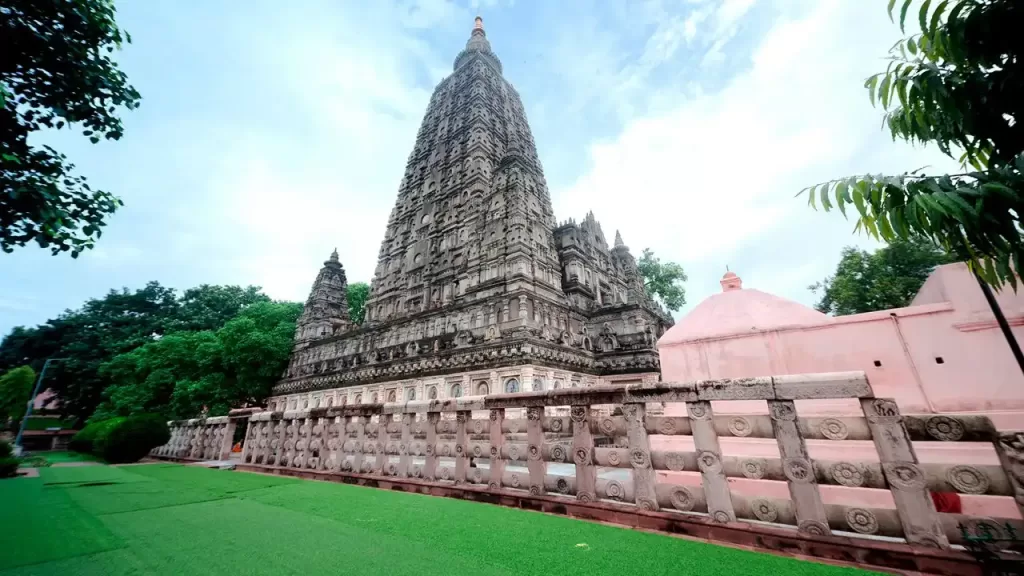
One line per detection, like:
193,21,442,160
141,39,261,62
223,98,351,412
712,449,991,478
152,372,1024,570
151,416,236,461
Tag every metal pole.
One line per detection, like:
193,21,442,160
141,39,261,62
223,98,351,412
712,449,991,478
974,273,1024,379
13,357,62,456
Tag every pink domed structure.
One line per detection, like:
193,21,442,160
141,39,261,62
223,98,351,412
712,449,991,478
656,263,1024,520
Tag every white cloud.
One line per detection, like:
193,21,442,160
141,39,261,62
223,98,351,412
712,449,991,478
552,0,959,315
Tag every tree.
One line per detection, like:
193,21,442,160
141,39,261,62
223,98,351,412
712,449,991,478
637,249,687,312
347,282,370,325
93,301,302,420
1,0,141,256
803,0,1024,288
171,284,270,332
0,366,36,425
810,237,956,315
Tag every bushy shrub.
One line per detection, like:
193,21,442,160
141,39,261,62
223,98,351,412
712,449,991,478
95,414,170,463
0,440,17,478
68,417,124,454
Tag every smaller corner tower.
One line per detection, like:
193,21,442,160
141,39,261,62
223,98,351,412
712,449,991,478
295,249,351,342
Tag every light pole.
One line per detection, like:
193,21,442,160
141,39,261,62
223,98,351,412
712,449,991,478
13,357,67,457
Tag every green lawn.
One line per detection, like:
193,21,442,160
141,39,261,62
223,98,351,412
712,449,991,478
0,463,880,575
18,451,99,468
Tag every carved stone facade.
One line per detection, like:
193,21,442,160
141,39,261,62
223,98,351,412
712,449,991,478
271,18,672,405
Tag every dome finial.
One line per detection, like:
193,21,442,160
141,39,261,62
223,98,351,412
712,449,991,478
720,269,742,292
474,15,483,31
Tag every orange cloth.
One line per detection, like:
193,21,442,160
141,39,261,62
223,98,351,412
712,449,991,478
931,491,961,514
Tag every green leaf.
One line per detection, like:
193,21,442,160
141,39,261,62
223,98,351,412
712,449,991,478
879,74,892,109
907,36,917,55
835,181,849,217
888,0,898,21
930,0,949,36
900,0,914,32
819,182,833,211
866,74,880,107
808,185,817,209
918,0,932,35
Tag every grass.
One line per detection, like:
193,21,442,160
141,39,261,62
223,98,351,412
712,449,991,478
0,463,882,575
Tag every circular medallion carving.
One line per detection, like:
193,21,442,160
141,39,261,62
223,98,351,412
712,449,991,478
509,473,520,487
473,420,485,434
528,444,540,460
798,520,830,536
527,408,541,421
845,507,878,534
712,510,732,523
750,498,778,523
884,463,926,490
669,487,695,511
658,419,676,435
440,467,451,480
697,451,722,473
551,444,567,462
926,416,965,441
507,445,519,460
556,478,571,494
605,480,624,500
599,418,616,435
819,418,849,441
769,402,796,422
425,443,433,456
783,458,813,483
455,444,464,455
607,450,621,466
574,448,590,465
530,486,542,496
666,452,686,472
472,469,483,483
576,491,595,503
638,499,658,511
728,417,752,437
871,399,900,418
507,420,520,434
472,445,483,458
963,517,1007,540
489,446,498,457
830,462,864,487
549,418,563,433
687,403,709,420
387,463,398,476
630,449,649,468
570,406,587,422
488,482,499,491
341,460,352,471
741,458,766,480
947,465,989,494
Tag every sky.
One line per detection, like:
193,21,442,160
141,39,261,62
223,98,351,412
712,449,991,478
0,0,959,338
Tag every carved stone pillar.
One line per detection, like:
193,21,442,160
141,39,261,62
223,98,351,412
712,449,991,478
518,295,528,319
488,408,506,490
861,398,948,549
425,412,440,480
688,400,735,522
351,416,367,474
768,400,829,535
623,403,658,510
571,405,597,502
398,413,413,477
526,407,545,496
374,416,388,474
455,411,469,484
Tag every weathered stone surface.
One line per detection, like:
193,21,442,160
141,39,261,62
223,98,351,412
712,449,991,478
268,18,671,409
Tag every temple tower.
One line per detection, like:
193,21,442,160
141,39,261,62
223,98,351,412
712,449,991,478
294,249,351,342
271,18,673,411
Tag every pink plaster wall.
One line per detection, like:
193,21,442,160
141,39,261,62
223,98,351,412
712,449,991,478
659,263,1024,422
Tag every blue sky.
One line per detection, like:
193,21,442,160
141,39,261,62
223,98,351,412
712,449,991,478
0,0,957,337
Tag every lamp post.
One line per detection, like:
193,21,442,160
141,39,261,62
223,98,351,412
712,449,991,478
13,357,67,457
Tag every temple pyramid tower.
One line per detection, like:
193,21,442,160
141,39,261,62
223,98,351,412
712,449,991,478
271,18,673,411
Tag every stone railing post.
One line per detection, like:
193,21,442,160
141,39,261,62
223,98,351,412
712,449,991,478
374,415,388,474
398,413,413,477
241,420,257,464
455,411,470,484
623,402,658,511
861,398,948,549
526,406,545,496
220,420,237,461
768,400,830,535
351,415,367,473
687,400,735,522
425,412,440,480
488,408,506,490
993,431,1024,520
272,418,288,466
571,404,597,503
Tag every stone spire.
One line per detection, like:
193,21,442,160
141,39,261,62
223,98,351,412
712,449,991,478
614,230,625,248
295,249,351,341
454,16,502,73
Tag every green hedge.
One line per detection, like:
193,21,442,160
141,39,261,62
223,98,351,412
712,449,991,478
96,414,169,463
68,415,169,463
0,440,16,478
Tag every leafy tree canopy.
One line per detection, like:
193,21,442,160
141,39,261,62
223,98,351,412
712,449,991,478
0,282,279,419
2,0,141,256
637,249,687,312
802,0,1024,288
93,301,302,420
0,365,36,424
810,237,957,315
347,282,370,325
